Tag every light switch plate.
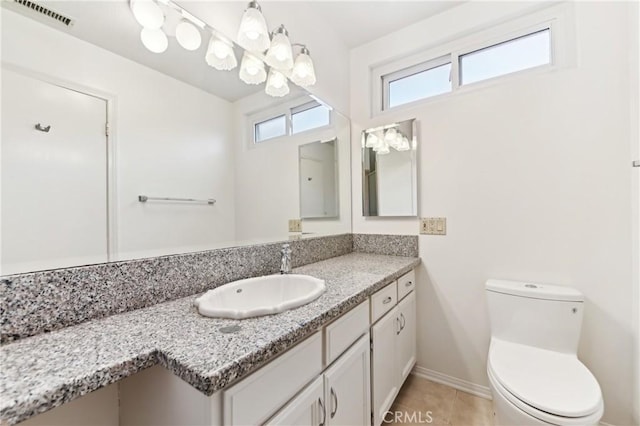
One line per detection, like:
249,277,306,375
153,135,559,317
420,217,446,235
288,219,302,233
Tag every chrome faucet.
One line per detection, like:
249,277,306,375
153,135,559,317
280,243,292,274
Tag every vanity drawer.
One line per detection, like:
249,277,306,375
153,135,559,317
370,282,397,323
223,332,322,425
324,300,370,365
397,270,416,301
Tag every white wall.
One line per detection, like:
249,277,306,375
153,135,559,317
1,9,236,261
630,1,640,423
350,2,636,424
233,91,351,242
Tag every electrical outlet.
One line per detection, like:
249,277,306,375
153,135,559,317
420,217,446,235
288,219,302,233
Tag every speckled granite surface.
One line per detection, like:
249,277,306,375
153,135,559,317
0,234,352,344
353,233,419,257
0,253,419,425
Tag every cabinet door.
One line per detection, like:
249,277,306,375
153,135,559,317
397,290,416,383
324,333,371,426
266,376,324,426
371,306,400,426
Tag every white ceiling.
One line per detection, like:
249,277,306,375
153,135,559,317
3,0,464,102
310,1,464,48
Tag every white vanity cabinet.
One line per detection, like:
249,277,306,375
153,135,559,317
370,270,417,426
268,334,370,426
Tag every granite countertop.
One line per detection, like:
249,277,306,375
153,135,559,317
0,253,420,425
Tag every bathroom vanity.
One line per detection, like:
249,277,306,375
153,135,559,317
119,269,416,426
0,252,419,426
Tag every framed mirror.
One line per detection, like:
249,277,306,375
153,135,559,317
299,139,339,219
362,118,418,217
0,1,351,275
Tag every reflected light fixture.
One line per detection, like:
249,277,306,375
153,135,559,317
237,1,270,52
290,46,316,87
140,27,169,53
130,0,164,29
176,19,202,50
239,52,267,84
265,68,290,97
206,35,238,71
265,25,293,70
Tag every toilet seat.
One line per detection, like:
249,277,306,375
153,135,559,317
488,339,604,425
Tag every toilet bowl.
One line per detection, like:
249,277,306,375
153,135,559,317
485,280,604,426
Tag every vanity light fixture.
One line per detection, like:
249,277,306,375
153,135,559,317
175,19,202,50
206,35,238,71
130,0,164,29
265,68,290,97
364,124,411,155
140,27,169,53
290,45,316,87
237,1,270,53
239,52,267,84
265,25,294,70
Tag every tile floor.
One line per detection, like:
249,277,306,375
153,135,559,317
387,375,495,425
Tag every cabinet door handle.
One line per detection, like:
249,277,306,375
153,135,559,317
318,397,326,426
396,317,402,335
400,313,406,330
330,387,338,418
383,296,393,305
405,281,413,287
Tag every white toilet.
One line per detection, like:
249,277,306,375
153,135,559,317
485,279,604,426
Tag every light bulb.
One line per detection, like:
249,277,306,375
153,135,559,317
176,20,202,51
237,2,270,52
239,52,267,84
130,0,164,29
265,25,293,70
384,128,398,143
365,133,378,148
140,28,168,53
397,136,411,151
205,35,238,71
265,68,289,97
375,142,390,155
291,47,316,87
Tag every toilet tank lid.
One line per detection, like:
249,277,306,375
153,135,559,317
486,279,584,302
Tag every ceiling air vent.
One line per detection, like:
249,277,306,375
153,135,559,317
12,0,74,27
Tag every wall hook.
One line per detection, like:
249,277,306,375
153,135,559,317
35,123,51,132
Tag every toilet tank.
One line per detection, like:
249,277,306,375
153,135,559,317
486,279,585,354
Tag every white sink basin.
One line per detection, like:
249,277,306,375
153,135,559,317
194,274,326,319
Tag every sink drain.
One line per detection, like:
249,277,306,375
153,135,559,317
219,325,241,334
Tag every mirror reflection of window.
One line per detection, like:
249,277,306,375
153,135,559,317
362,119,418,217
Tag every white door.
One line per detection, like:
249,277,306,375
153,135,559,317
266,376,324,426
324,333,371,426
371,306,400,426
1,69,109,274
300,158,325,217
397,291,417,382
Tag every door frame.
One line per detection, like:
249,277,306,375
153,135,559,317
1,62,119,261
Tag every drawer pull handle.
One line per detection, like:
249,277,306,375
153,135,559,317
319,397,326,426
383,296,393,305
330,387,338,418
405,281,413,287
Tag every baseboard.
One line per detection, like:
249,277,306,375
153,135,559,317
412,366,493,400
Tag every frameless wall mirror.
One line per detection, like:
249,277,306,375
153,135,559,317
299,139,339,219
362,118,418,217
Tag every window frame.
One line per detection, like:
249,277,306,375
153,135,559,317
381,55,452,111
290,100,333,136
247,98,333,146
253,113,288,144
370,2,575,116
